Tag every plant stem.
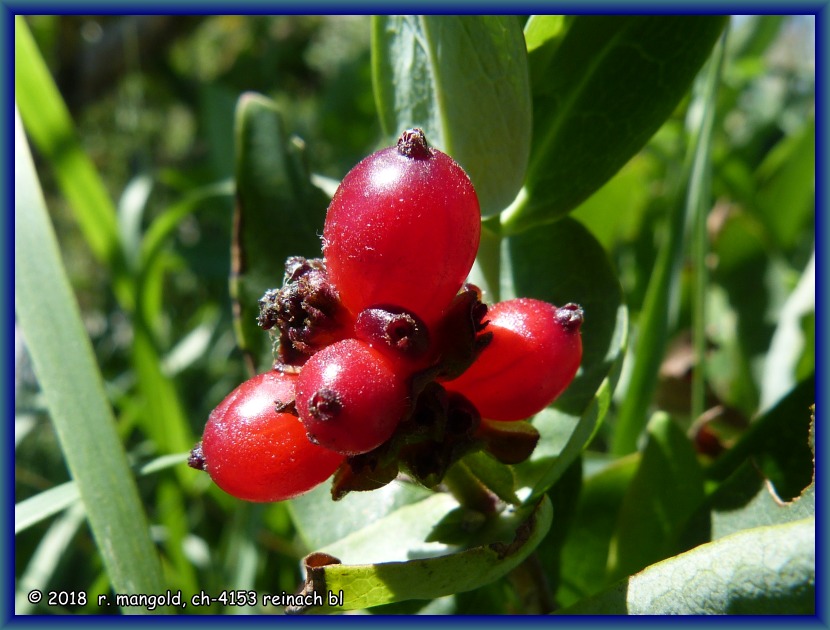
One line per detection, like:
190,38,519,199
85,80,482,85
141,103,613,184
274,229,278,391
471,216,502,303
441,462,499,515
507,552,556,614
690,26,728,423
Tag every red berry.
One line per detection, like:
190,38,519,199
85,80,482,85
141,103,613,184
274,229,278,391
296,338,410,455
322,129,481,328
197,371,344,502
444,299,583,421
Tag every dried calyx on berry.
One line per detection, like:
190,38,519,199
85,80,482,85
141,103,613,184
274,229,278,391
432,284,492,381
257,256,351,366
329,382,486,500
354,306,430,362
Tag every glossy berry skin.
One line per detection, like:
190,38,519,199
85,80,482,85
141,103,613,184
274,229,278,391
296,338,410,455
322,129,481,329
445,299,583,421
200,371,344,502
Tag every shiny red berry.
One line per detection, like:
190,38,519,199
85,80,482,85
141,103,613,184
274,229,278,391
445,299,583,421
322,129,481,328
295,338,410,455
197,371,344,502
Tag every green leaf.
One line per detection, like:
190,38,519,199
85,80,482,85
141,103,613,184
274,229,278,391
232,93,331,373
707,377,815,503
289,480,432,552
320,493,461,564
503,15,727,233
556,454,640,607
14,106,167,608
753,117,815,252
294,496,551,613
372,15,531,217
570,154,658,252
462,451,520,506
707,459,814,542
14,16,133,311
707,212,781,414
613,26,726,454
501,217,628,497
607,413,706,581
559,516,815,614
523,16,568,85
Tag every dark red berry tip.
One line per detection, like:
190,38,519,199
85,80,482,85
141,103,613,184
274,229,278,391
397,128,431,160
309,388,343,422
355,306,430,358
188,442,206,471
555,303,584,332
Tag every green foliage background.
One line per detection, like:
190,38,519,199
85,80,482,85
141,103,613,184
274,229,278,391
15,15,815,615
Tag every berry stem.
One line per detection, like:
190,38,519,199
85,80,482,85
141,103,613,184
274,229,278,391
441,461,499,515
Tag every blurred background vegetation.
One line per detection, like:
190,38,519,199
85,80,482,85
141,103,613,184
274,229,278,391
15,15,814,614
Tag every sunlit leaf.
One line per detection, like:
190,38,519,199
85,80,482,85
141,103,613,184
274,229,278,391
289,480,432,552
504,15,727,233
560,516,815,614
294,496,551,613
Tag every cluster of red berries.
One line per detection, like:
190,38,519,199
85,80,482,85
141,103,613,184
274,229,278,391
189,129,583,503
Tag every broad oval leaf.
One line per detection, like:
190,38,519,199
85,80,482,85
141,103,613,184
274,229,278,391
289,480,433,553
372,15,531,217
501,217,628,498
503,15,728,233
232,93,331,374
292,495,551,613
559,516,815,614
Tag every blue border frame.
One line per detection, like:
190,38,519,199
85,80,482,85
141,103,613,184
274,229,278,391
6,5,826,626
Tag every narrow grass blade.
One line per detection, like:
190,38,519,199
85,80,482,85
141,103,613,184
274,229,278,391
15,452,190,535
15,482,80,535
15,16,133,310
15,106,167,607
15,504,87,615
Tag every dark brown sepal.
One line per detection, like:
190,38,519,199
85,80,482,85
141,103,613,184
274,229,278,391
330,451,400,501
355,306,430,360
476,419,540,466
434,284,492,381
258,256,351,366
